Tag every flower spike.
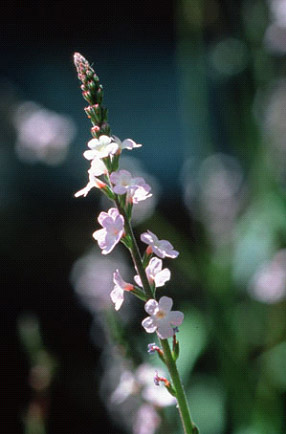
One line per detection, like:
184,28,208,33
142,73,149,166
73,53,198,434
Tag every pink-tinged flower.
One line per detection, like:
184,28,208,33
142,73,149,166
83,135,118,160
133,404,160,434
110,170,152,203
110,269,134,310
140,230,179,259
130,183,152,204
110,169,133,194
249,250,286,304
93,208,125,255
111,363,175,408
134,257,170,288
142,296,184,339
74,158,108,197
113,135,142,151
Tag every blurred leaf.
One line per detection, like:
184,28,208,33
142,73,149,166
262,341,286,390
176,308,208,380
233,192,286,285
234,427,261,434
187,377,226,434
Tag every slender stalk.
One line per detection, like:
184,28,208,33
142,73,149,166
118,200,196,433
125,216,154,299
114,197,153,299
160,338,195,434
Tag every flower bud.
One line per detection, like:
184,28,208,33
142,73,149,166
91,125,100,137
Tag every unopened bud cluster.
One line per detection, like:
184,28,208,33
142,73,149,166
73,52,110,138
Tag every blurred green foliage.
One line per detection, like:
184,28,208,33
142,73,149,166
2,0,286,433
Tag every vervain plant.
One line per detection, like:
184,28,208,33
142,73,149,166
73,52,199,434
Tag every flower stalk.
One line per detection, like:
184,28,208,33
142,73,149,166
73,52,198,434
160,338,196,434
126,226,197,433
117,200,154,300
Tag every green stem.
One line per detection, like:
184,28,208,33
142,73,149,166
119,205,195,432
160,338,195,434
125,217,154,299
114,197,153,299
113,194,196,432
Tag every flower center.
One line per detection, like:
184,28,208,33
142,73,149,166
156,310,166,319
112,228,119,236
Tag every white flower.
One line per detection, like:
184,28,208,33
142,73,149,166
249,249,286,304
110,370,137,404
133,404,160,434
140,230,179,259
110,169,152,203
70,249,129,314
134,257,170,288
89,156,109,175
83,135,118,160
74,158,108,197
110,169,134,194
113,136,142,151
110,269,134,311
130,183,153,204
93,208,125,255
13,101,76,166
110,363,176,409
142,296,184,339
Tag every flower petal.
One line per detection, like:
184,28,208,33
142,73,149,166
113,269,133,291
100,135,112,145
97,211,110,226
83,149,97,160
89,157,107,176
110,286,124,311
147,257,162,276
158,296,173,313
140,231,155,245
168,311,184,326
102,232,120,255
113,269,125,287
92,228,107,251
144,299,159,315
142,316,157,333
121,138,142,149
74,182,93,198
134,275,142,287
157,323,174,339
156,240,179,259
108,207,120,220
154,268,171,287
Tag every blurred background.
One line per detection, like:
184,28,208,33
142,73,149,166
2,1,286,433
